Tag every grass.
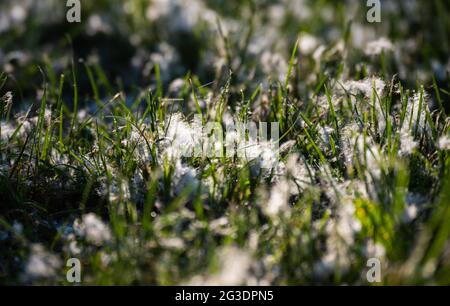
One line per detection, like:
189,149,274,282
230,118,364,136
0,0,449,285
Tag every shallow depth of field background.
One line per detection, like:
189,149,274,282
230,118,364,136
0,0,449,285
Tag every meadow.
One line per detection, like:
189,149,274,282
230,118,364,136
0,0,449,285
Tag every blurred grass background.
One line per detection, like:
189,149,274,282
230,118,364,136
0,0,449,285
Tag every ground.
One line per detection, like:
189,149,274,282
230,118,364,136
0,0,449,285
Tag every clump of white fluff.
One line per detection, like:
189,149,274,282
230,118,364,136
74,213,112,246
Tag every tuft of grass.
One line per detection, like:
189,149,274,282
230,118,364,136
0,0,449,286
